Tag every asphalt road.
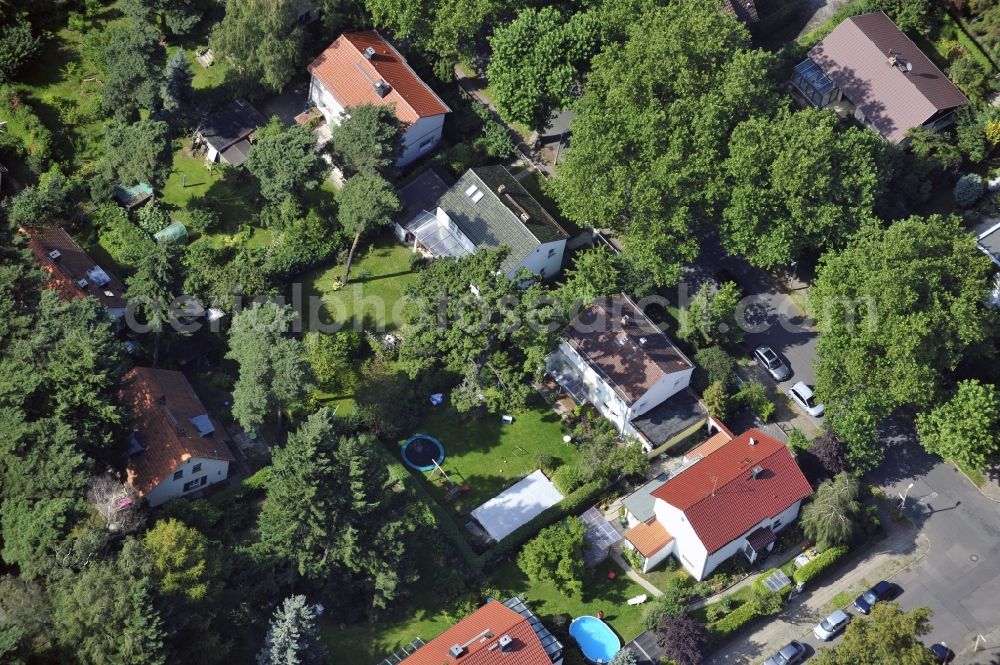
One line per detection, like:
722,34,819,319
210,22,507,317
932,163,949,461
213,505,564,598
867,419,1000,663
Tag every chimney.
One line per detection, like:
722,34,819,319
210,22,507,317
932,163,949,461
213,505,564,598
749,437,757,446
498,634,513,652
497,184,506,195
48,249,62,261
449,644,465,658
373,80,391,98
519,211,530,223
363,46,376,60
751,464,764,479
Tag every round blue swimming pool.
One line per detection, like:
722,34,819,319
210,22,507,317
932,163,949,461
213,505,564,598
569,616,621,663
400,434,445,471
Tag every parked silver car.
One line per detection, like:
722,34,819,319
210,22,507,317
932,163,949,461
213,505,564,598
813,609,851,641
754,345,791,382
763,640,807,665
788,381,825,417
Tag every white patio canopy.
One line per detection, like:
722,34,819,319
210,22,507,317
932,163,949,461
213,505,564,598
471,469,564,542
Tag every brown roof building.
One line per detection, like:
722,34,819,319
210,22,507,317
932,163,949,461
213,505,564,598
121,367,234,507
547,293,701,451
22,226,127,318
792,12,968,143
722,0,759,24
397,597,561,665
307,31,450,166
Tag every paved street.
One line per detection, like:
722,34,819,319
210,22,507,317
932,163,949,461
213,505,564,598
868,418,1000,664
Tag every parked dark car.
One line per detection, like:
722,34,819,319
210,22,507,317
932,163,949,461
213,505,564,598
763,640,807,665
854,580,894,614
930,643,953,663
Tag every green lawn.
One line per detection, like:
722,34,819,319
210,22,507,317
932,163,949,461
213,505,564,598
639,561,693,594
492,559,649,644
406,402,576,514
300,235,419,333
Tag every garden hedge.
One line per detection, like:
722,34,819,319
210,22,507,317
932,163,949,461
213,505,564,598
793,545,849,585
710,600,761,636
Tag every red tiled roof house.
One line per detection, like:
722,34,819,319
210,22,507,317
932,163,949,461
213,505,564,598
308,31,450,167
397,596,563,665
791,12,968,143
121,367,234,507
21,226,127,320
620,429,812,579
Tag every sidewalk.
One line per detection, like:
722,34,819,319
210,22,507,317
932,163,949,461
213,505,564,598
704,515,929,664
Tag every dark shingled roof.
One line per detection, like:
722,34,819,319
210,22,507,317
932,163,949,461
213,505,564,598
562,294,693,405
197,99,266,160
438,166,568,275
809,12,968,143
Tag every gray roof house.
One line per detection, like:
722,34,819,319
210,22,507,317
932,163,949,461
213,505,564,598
194,99,267,166
791,12,968,143
394,166,569,279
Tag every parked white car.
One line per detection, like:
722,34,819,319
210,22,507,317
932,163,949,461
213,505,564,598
788,382,824,417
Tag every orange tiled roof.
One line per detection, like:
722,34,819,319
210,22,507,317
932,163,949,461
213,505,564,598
308,31,450,126
401,600,551,665
652,430,812,554
684,431,735,461
122,367,233,496
21,226,127,312
624,519,674,558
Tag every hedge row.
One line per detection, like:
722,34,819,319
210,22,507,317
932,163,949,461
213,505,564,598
476,478,607,567
710,600,761,635
793,545,849,585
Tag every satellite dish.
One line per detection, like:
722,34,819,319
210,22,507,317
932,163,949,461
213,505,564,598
906,62,913,72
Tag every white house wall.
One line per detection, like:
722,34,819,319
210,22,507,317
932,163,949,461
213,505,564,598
701,499,803,578
309,77,345,125
556,341,631,432
653,500,709,579
399,115,445,166
144,457,230,507
627,366,694,420
508,239,567,280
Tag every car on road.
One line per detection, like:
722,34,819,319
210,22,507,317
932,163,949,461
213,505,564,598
813,609,851,641
762,640,807,665
788,382,824,417
930,643,953,663
854,580,894,614
754,345,791,382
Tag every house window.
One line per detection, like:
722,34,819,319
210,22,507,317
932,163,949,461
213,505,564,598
192,463,202,474
173,470,183,481
419,136,435,150
772,518,783,530
183,476,209,492
547,248,556,258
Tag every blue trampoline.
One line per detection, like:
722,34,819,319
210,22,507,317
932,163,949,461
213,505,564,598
401,434,445,471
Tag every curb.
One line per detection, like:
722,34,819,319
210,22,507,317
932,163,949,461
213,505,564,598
950,460,1000,504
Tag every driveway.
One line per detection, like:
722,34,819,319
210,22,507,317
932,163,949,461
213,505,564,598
684,237,821,434
867,418,1000,663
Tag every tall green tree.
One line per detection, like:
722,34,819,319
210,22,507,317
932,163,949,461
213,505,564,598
99,118,173,188
126,243,181,365
678,280,744,348
813,602,935,665
257,595,327,665
123,0,202,35
99,19,163,118
800,472,862,551
811,215,995,466
328,103,402,175
487,7,598,128
255,408,343,581
552,1,777,286
211,0,304,94
8,165,81,229
336,172,401,283
917,379,1000,471
365,0,511,58
226,302,310,432
161,49,194,112
517,520,587,594
0,18,41,83
722,108,890,269
246,120,329,205
556,245,622,308
51,557,168,665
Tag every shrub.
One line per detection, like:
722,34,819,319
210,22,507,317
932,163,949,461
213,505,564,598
445,142,482,174
536,453,560,476
954,173,984,206
552,462,590,494
136,202,171,234
641,579,688,630
409,252,430,272
792,545,849,585
186,201,222,233
710,600,760,636
94,203,154,270
702,380,729,419
692,346,736,392
476,119,518,159
622,547,645,571
736,380,775,422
